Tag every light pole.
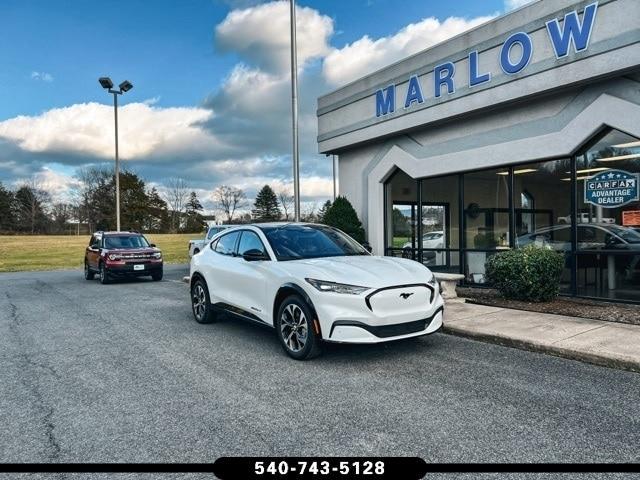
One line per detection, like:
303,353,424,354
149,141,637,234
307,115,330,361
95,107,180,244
289,0,301,222
99,77,133,231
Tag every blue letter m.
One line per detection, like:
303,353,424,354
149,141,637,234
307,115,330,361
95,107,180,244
546,2,598,58
375,85,395,117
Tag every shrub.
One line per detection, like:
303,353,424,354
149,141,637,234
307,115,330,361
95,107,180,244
322,196,366,243
485,245,565,302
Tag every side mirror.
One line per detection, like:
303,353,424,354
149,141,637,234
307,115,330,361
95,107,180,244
150,243,156,247
91,243,100,249
362,242,373,253
242,249,268,261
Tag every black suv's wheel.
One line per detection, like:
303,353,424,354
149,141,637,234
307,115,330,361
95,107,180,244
99,262,111,284
191,278,216,324
84,261,95,280
152,269,163,281
275,294,322,360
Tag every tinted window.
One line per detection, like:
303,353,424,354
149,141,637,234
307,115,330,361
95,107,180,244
238,231,267,256
263,225,368,261
207,227,224,240
214,231,240,255
104,235,149,249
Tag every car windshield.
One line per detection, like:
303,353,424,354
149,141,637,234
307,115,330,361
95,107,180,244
607,226,640,243
263,224,368,261
104,235,150,249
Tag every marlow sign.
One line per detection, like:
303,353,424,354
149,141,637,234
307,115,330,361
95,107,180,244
376,2,599,117
584,169,639,208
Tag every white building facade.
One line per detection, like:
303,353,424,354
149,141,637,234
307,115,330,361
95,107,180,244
317,0,640,302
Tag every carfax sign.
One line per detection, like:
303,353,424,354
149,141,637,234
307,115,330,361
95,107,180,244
584,169,639,208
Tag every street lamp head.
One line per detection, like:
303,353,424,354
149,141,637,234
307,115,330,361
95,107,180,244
119,80,133,93
99,77,114,89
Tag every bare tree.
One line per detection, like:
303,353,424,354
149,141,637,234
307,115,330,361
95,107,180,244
163,177,189,232
75,165,111,232
301,201,318,223
213,185,246,223
277,188,294,220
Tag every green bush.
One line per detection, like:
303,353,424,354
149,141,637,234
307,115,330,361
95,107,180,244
322,196,366,243
485,245,565,302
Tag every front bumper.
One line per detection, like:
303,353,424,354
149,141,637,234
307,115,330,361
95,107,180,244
104,261,163,276
312,283,445,344
327,307,443,343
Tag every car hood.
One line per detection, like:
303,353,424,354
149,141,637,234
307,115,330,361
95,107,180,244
278,255,432,289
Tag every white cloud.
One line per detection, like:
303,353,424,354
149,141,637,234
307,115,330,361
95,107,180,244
505,0,535,11
215,1,333,74
322,14,496,86
31,71,54,82
0,102,215,161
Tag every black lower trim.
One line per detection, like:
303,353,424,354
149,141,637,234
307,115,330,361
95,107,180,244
329,306,443,339
212,302,273,328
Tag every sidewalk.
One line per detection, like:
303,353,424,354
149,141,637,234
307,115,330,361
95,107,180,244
443,299,640,373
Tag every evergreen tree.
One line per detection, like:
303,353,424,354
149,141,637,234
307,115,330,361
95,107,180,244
252,185,281,222
322,196,366,243
184,191,205,232
145,187,170,233
317,200,332,224
0,182,16,232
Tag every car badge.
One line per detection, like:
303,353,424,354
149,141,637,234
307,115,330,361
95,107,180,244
399,292,414,299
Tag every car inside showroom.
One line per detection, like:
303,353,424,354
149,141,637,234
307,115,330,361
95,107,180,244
317,0,640,302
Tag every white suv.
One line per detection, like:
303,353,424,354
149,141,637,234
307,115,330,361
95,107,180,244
189,223,443,360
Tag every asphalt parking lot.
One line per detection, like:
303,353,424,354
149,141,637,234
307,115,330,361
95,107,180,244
1,265,639,479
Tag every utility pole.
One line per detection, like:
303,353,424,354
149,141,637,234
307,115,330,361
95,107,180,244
290,0,301,222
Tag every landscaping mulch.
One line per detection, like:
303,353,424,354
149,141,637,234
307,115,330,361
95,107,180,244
457,287,640,326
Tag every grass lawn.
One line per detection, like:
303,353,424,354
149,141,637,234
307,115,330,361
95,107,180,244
0,234,198,272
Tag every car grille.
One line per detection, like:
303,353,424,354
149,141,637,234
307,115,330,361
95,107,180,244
116,253,156,260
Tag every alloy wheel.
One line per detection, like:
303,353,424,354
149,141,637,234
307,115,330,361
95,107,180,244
192,284,207,321
280,303,308,353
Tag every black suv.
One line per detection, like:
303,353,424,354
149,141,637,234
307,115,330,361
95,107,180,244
84,231,163,284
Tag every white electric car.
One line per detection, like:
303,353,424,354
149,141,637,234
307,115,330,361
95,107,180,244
189,223,444,359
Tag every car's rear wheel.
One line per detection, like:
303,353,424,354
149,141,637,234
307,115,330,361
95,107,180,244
99,263,111,284
84,261,95,280
191,278,216,324
276,295,322,360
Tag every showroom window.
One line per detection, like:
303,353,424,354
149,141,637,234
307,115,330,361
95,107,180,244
383,128,639,302
512,158,573,292
575,129,640,302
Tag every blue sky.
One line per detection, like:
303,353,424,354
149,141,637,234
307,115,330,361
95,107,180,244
0,0,528,211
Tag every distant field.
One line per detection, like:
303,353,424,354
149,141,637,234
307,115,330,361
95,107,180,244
0,234,197,272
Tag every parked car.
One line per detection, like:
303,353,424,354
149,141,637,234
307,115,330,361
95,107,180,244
402,231,444,263
85,231,163,284
189,223,443,360
189,225,234,257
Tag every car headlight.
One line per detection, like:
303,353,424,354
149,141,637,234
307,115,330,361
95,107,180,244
427,274,437,288
108,254,120,261
153,252,162,259
305,278,370,295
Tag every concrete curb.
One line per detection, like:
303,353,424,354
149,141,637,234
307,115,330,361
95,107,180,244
442,325,640,374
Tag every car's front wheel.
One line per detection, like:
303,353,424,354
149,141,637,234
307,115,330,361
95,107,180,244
276,295,322,360
191,278,216,324
84,261,95,280
152,269,163,281
99,262,111,284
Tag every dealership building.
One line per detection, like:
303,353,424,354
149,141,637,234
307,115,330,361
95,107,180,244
317,0,640,302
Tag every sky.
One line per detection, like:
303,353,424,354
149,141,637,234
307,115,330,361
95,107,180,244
0,0,534,214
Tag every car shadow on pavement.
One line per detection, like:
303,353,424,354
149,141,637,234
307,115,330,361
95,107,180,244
211,313,442,364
